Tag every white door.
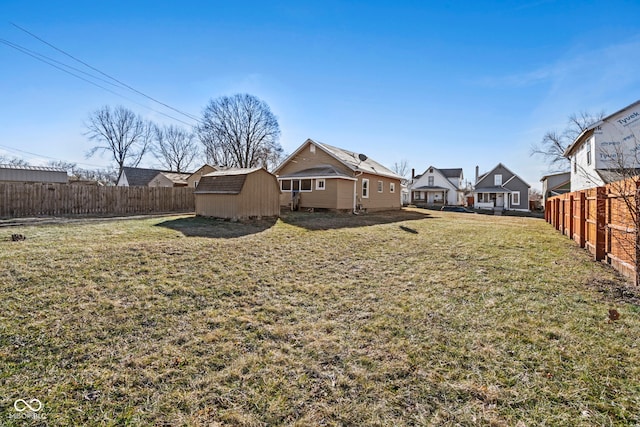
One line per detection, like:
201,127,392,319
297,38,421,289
496,194,504,207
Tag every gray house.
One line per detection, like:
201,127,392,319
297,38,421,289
472,163,530,211
0,164,68,183
540,172,570,205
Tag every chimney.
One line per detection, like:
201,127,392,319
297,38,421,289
475,166,479,183
411,168,415,179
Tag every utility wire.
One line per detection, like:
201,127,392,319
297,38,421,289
0,39,197,127
11,22,202,123
0,143,110,169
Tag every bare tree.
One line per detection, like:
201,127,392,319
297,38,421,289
153,125,200,172
0,155,29,166
392,160,410,179
531,110,606,171
196,94,282,169
85,105,153,181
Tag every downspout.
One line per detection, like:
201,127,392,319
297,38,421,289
353,171,363,214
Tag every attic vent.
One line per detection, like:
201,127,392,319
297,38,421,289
310,145,316,154
429,168,433,173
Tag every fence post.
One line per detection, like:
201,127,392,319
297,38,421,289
594,187,606,261
569,194,574,239
578,191,586,248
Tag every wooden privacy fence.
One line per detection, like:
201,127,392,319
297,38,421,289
545,178,639,284
0,183,195,218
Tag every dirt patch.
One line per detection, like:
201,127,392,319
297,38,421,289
585,276,640,306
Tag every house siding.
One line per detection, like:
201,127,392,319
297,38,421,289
358,173,401,211
195,169,280,218
187,165,217,188
277,142,352,177
148,174,174,187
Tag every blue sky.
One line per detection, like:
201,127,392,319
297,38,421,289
2,1,640,189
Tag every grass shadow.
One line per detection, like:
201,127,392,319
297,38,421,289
280,208,432,231
155,215,278,238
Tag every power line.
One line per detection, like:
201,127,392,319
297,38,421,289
10,22,202,123
0,38,198,127
0,143,110,169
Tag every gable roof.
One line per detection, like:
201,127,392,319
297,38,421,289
411,165,463,191
121,167,167,186
194,167,263,194
475,163,530,190
275,138,402,180
188,164,218,179
439,168,463,179
157,171,191,185
564,99,640,157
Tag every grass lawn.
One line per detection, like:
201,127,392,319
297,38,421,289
1,208,639,426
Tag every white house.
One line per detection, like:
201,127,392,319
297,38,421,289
410,167,464,206
564,99,640,191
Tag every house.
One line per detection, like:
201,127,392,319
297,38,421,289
540,172,570,205
472,163,530,211
117,167,190,187
194,167,280,219
148,171,191,187
273,139,402,212
564,99,640,191
187,164,218,188
409,166,464,206
0,164,68,183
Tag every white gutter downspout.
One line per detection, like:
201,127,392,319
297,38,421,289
353,171,363,213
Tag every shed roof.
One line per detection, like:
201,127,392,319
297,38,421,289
195,167,263,194
0,164,67,173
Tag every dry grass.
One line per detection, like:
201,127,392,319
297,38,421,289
1,208,639,426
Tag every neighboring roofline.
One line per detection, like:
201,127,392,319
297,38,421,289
410,165,461,191
0,164,68,173
563,99,640,157
549,179,571,190
202,167,264,177
187,164,217,178
540,171,571,181
475,163,530,188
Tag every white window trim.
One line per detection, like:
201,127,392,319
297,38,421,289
377,180,383,193
362,178,369,198
316,178,325,190
280,179,313,192
390,182,395,193
511,192,520,205
494,174,502,186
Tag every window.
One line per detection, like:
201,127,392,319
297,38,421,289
362,178,369,198
573,160,577,173
282,179,312,192
587,149,592,165
413,191,423,201
511,192,520,206
428,176,434,186
377,180,383,192
316,179,325,190
390,182,395,193
194,180,199,188
494,174,502,186
310,144,316,153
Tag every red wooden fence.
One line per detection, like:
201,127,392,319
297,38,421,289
546,179,638,284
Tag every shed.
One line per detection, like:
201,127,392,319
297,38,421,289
0,164,68,183
194,167,280,219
